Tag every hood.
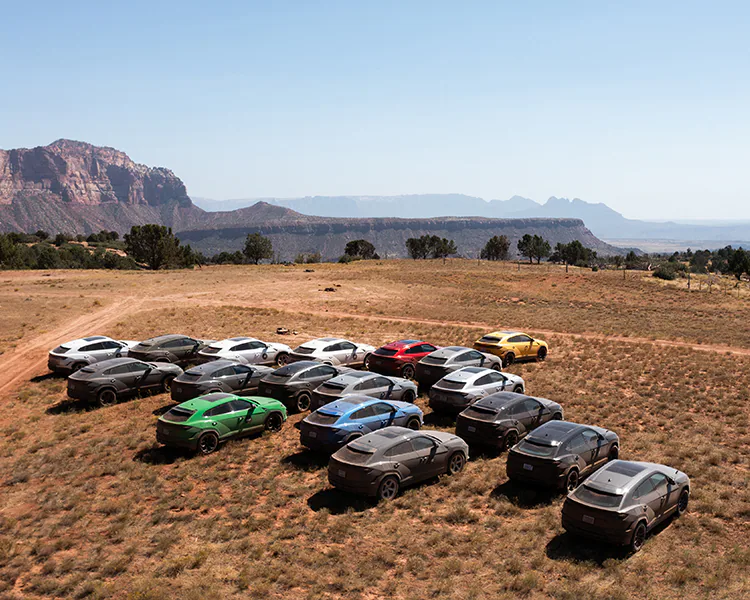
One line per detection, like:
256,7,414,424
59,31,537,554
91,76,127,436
425,346,470,360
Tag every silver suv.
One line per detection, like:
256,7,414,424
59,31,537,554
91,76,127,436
48,336,139,374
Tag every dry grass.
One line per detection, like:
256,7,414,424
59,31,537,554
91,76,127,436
0,262,749,599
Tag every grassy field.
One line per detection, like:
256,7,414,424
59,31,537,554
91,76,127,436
0,261,748,599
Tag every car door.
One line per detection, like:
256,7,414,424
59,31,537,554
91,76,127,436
234,365,259,394
236,341,267,364
103,363,136,394
370,402,397,428
302,365,333,390
128,361,156,392
409,436,443,480
646,473,672,525
563,432,593,472
577,428,602,474
339,341,360,365
228,399,258,435
204,402,240,439
458,350,485,368
81,341,109,362
349,404,381,433
371,376,396,399
632,475,664,527
385,440,417,483
521,399,545,430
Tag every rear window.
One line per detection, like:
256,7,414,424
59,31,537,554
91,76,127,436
479,336,501,343
293,346,315,354
52,345,69,354
374,348,398,357
306,412,340,425
181,372,202,380
164,407,196,422
438,380,465,390
201,346,221,354
518,439,557,457
575,485,623,509
462,405,496,419
320,383,345,392
421,356,447,365
336,447,374,464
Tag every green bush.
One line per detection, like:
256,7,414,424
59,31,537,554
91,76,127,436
653,265,677,280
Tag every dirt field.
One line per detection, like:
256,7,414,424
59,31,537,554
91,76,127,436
0,261,748,599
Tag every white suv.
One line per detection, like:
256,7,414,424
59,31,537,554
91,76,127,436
48,336,139,374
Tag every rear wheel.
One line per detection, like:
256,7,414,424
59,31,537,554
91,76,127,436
677,489,689,516
565,468,579,493
401,363,416,380
537,347,548,361
447,452,466,475
402,390,416,403
630,521,647,553
295,392,312,413
198,432,219,455
264,413,284,433
503,353,515,367
97,388,117,407
276,353,289,366
504,430,519,450
608,445,619,461
377,475,399,501
405,417,421,430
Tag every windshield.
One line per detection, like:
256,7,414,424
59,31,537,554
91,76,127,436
575,485,623,509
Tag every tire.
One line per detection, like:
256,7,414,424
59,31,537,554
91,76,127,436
363,354,372,370
155,357,172,364
503,353,515,367
161,375,175,393
197,431,219,455
402,390,416,403
630,521,647,553
608,445,619,461
504,430,519,451
377,475,399,501
97,388,117,407
264,412,284,433
447,451,466,475
552,412,563,421
490,362,502,371
405,417,421,430
513,386,524,394
537,347,548,362
677,489,689,516
71,362,86,373
565,468,580,493
295,391,312,413
345,433,363,445
401,364,416,380
276,353,289,366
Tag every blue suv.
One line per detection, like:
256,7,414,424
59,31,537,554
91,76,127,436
299,395,423,451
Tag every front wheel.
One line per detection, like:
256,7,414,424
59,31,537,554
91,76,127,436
537,347,548,361
401,363,416,380
401,390,416,403
405,417,421,430
608,445,619,461
504,430,519,451
447,452,466,475
552,412,563,421
264,413,284,433
70,362,86,373
295,392,312,413
490,362,502,371
198,432,219,455
363,354,371,370
565,468,579,493
377,475,399,501
513,386,524,394
161,375,175,393
677,489,689,516
97,388,117,407
503,353,515,367
276,353,289,366
630,521,647,553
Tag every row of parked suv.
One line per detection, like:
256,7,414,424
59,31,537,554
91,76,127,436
48,331,689,553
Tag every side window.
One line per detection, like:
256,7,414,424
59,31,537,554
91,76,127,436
163,339,187,349
232,342,252,351
205,403,233,417
411,437,436,451
581,429,600,446
454,352,473,363
340,342,356,351
248,341,266,350
370,402,394,416
475,374,492,386
233,365,252,375
509,335,531,343
104,364,131,375
420,344,437,353
385,440,415,457
351,405,376,420
103,341,122,350
373,377,393,388
565,433,588,453
304,366,327,379
523,399,542,413
468,351,484,361
323,344,339,352
633,477,656,500
212,367,235,378
321,366,338,377
128,362,150,373
80,342,103,352
650,473,669,494
404,346,419,355
508,402,526,416
229,399,253,412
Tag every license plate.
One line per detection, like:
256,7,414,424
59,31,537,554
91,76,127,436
174,386,181,393
467,426,476,432
338,469,346,478
582,515,595,525
423,369,431,374
308,431,317,438
523,463,533,471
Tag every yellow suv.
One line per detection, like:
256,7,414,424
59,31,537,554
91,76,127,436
473,331,548,367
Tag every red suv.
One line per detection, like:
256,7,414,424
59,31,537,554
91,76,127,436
367,340,440,380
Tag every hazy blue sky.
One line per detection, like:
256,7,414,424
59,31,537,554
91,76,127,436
1,1,748,219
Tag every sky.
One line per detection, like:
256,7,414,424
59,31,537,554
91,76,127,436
1,1,748,220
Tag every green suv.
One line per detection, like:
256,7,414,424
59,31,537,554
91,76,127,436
157,392,287,454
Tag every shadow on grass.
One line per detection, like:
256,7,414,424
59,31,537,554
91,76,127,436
31,373,61,383
545,532,631,564
423,412,457,428
152,402,177,416
307,488,375,514
46,399,94,414
282,449,330,471
491,479,558,508
133,446,192,465
469,445,503,460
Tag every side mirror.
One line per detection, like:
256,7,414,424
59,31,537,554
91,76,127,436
667,476,676,486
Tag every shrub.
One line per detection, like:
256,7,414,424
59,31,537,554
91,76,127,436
653,265,677,280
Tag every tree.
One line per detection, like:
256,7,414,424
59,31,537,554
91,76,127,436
481,235,510,261
243,233,273,264
124,224,180,270
728,248,750,280
551,240,596,271
344,239,379,260
34,230,50,241
430,237,457,259
625,251,639,269
406,237,429,259
517,234,550,264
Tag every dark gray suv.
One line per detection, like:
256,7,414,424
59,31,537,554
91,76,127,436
257,361,351,412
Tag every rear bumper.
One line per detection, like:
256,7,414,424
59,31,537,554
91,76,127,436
506,457,565,486
473,344,504,357
48,356,76,373
310,393,341,411
66,384,95,401
428,393,471,415
455,421,504,446
328,471,381,496
170,384,205,402
258,384,296,404
368,358,405,376
561,514,633,546
157,431,199,450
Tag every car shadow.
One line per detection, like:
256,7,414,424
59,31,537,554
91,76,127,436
133,446,191,465
307,488,375,514
46,399,93,414
468,445,503,460
423,412,456,427
31,373,61,383
282,449,330,471
152,402,177,416
545,532,630,564
491,479,558,508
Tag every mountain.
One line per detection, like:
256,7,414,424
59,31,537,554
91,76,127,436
194,194,750,247
177,201,623,259
0,140,204,233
